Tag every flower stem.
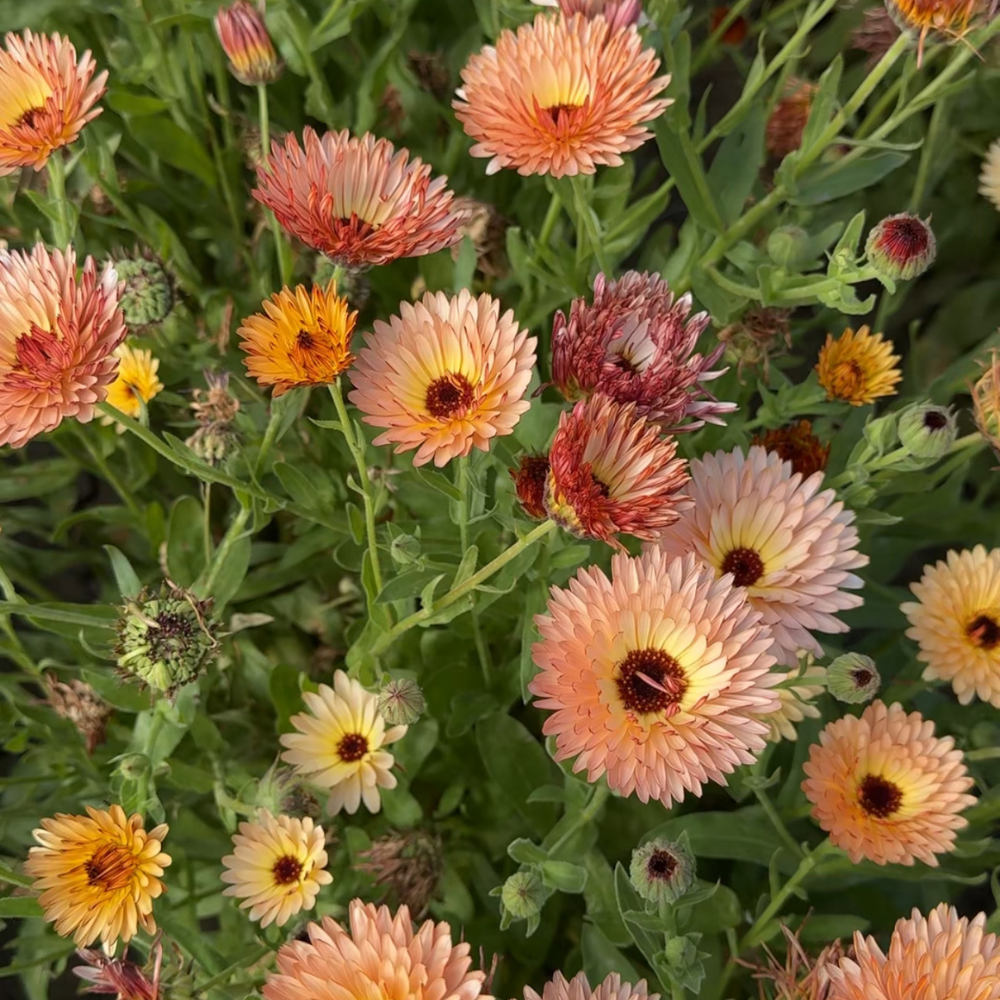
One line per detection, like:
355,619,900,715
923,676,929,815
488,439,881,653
753,785,804,861
253,402,283,480
545,782,610,857
73,423,143,518
45,152,73,249
457,455,493,687
197,502,251,598
258,83,293,288
570,174,612,277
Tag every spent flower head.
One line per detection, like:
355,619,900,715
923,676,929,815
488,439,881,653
111,250,174,328
377,677,426,726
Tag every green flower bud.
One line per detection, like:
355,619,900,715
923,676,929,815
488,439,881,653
897,403,957,460
630,836,696,906
378,677,425,726
865,213,936,281
185,422,237,466
827,653,881,704
501,868,548,920
113,254,174,328
766,225,811,268
116,586,219,695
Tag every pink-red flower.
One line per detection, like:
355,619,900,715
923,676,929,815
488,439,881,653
214,0,283,86
531,0,644,29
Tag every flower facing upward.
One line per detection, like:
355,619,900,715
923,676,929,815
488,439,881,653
827,904,1000,1000
214,0,283,86
766,80,816,159
525,970,657,1000
512,454,551,520
764,662,826,743
238,282,356,397
629,837,695,905
802,700,975,866
254,129,465,267
980,138,1000,211
349,290,536,468
816,326,902,406
454,13,670,178
101,345,164,428
530,549,779,808
532,0,644,29
656,447,867,665
545,396,690,546
262,899,490,1000
0,31,107,175
753,420,831,479
552,272,733,429
902,545,1000,708
221,809,332,928
24,805,171,947
0,245,126,448
280,670,407,814
865,213,937,281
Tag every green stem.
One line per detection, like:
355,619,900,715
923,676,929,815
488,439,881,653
753,786,804,861
570,175,612,276
546,783,610,857
370,519,558,657
457,455,493,687
202,483,213,563
46,152,73,248
73,424,142,518
258,83,293,288
537,191,562,257
253,402,283,480
0,564,38,675
193,943,273,997
909,96,948,213
329,380,384,597
198,503,251,597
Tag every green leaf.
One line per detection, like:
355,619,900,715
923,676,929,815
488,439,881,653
707,103,765,226
415,468,463,501
0,862,32,889
453,235,477,291
540,860,588,894
0,458,77,500
166,496,206,588
791,151,911,206
581,922,641,988
204,533,252,610
126,115,216,187
508,838,548,864
656,121,725,234
104,545,142,599
0,896,43,918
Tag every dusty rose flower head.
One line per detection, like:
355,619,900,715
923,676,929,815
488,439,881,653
262,899,490,1000
530,549,779,808
45,674,111,754
511,453,551,520
852,6,902,64
656,446,867,665
254,128,465,267
545,395,690,546
0,245,126,449
74,944,160,1000
828,904,1000,1000
349,290,536,468
865,213,937,281
552,271,733,430
214,0,283,86
526,972,657,1000
0,30,107,176
766,80,817,159
802,700,975,866
532,0,644,29
455,13,670,178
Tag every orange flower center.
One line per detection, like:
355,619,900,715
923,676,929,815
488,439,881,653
889,0,975,29
336,732,369,763
857,775,902,819
967,613,1000,650
616,648,688,716
84,842,140,891
721,546,765,588
828,360,867,400
425,373,474,419
271,855,303,885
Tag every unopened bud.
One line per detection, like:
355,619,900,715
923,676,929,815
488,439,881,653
766,225,811,268
630,836,695,906
214,0,283,86
897,403,957,460
378,677,425,726
501,868,548,920
113,254,174,328
827,653,881,704
865,213,936,281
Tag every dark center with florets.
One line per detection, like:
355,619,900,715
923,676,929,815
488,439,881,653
721,547,765,588
16,107,43,129
967,614,1000,650
296,329,315,350
857,774,902,819
336,731,369,763
148,611,195,660
590,472,611,498
851,668,874,689
271,855,303,885
646,849,678,882
616,648,688,715
923,409,948,430
543,103,582,124
883,216,929,258
425,374,474,420
84,843,138,890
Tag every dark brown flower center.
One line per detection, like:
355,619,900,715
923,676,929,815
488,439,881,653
923,409,948,430
84,843,139,891
616,648,687,716
425,374,474,419
611,353,640,375
296,329,315,350
590,472,611,498
543,103,582,123
857,775,902,819
851,668,874,689
646,849,678,881
337,731,369,763
721,547,765,588
967,614,1000,650
271,855,303,886
16,106,43,129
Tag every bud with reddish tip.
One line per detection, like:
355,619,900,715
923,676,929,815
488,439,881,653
511,454,551,520
865,213,936,281
215,0,283,86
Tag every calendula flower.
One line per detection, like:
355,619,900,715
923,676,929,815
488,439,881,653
0,30,107,175
545,396,690,546
214,0,283,86
0,245,126,448
885,0,979,63
629,837,695,906
552,271,733,429
752,420,831,479
74,945,160,1000
816,326,902,406
865,213,936,281
526,971,656,1000
454,13,670,178
656,446,867,665
972,350,1000,456
238,282,356,397
828,904,1000,1000
532,0,644,28
262,899,490,1000
764,662,826,743
901,545,1000,707
980,138,1000,211
349,290,536,468
101,345,164,428
766,80,816,159
221,809,332,928
280,670,407,815
511,453,551,520
802,700,975,866
254,128,464,267
530,550,779,807
24,805,171,947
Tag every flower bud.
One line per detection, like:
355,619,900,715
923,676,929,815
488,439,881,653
766,225,811,268
185,422,237,466
865,213,936,281
214,0,283,86
973,351,1000,458
113,254,174,329
827,653,881,704
510,454,550,520
630,836,695,906
897,403,957,460
378,677,426,726
501,868,548,920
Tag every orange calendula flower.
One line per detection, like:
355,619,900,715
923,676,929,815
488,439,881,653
0,30,106,176
214,0,283,86
530,549,779,808
349,290,536,468
816,326,902,406
752,420,831,479
239,282,356,397
263,901,491,1000
454,13,671,178
802,700,975,866
254,128,465,267
24,804,171,947
886,0,979,63
101,344,164,429
0,245,126,449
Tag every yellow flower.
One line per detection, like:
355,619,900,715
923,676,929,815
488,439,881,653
102,344,163,428
221,809,332,928
815,326,901,406
24,804,170,947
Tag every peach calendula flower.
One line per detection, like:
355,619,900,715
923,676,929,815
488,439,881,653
263,899,490,1000
100,345,164,430
349,290,536,468
24,804,171,947
0,30,107,176
254,128,465,267
816,326,902,406
752,420,831,479
530,549,779,807
0,245,126,449
238,282,356,397
545,395,690,546
901,545,1000,707
526,972,658,1000
214,0,283,86
221,809,332,928
828,904,1000,1000
454,13,670,178
802,700,975,866
280,670,407,815
552,271,734,430
766,80,817,159
656,446,867,665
